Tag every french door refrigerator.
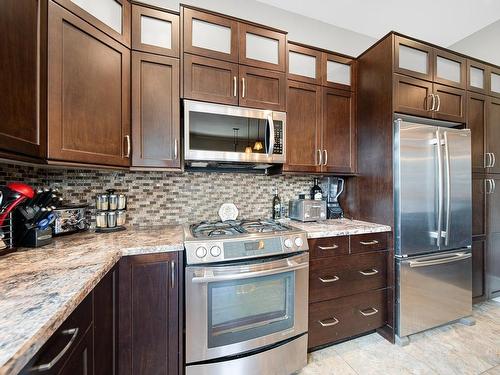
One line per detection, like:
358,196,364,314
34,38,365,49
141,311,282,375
394,117,472,341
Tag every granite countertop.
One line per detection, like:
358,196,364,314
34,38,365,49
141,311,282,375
286,218,391,238
0,226,184,375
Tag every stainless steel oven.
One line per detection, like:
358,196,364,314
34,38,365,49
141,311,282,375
185,252,308,374
183,100,286,165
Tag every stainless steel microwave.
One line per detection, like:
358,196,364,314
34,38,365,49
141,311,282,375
184,100,286,165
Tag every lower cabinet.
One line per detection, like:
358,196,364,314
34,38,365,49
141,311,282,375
118,252,182,375
472,238,486,301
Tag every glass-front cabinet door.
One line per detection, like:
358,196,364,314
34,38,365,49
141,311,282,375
434,50,466,89
490,67,500,99
322,53,355,91
394,36,433,81
467,60,489,94
239,23,286,72
287,43,322,85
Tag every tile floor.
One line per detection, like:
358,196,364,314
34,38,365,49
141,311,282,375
301,299,500,375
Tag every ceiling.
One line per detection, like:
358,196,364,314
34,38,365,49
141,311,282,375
255,0,500,47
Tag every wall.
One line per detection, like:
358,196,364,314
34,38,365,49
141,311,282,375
139,0,376,57
450,20,500,66
0,163,316,227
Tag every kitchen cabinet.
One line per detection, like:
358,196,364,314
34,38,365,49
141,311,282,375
486,175,500,298
118,252,182,375
322,54,356,91
432,84,466,122
472,175,486,237
487,96,500,174
472,238,486,301
47,1,131,167
287,43,322,85
433,49,466,89
489,66,500,99
132,52,180,169
0,0,46,159
467,60,489,94
467,93,487,173
238,65,286,111
131,4,179,58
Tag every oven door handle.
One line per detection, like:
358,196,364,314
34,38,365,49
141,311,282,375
191,261,308,283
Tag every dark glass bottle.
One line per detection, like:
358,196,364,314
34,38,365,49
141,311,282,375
272,187,282,219
310,178,323,200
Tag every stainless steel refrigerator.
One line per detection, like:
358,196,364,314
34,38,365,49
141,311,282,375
394,117,472,342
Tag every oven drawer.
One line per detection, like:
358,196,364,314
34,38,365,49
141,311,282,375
309,252,387,303
308,289,387,349
308,236,349,259
350,232,388,254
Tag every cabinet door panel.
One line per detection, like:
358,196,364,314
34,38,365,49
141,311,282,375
433,84,466,123
487,176,500,297
489,67,500,99
434,50,466,89
132,5,179,57
467,93,487,173
239,66,286,111
487,97,500,174
132,52,180,168
321,88,356,174
183,8,238,63
394,36,433,81
59,328,94,375
238,23,286,72
322,54,356,91
472,239,485,300
48,2,130,166
0,0,46,158
183,54,238,105
287,44,322,85
467,60,488,94
283,81,321,173
472,175,486,237
393,74,433,118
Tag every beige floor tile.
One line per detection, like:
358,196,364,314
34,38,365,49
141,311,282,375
483,365,500,374
299,346,356,375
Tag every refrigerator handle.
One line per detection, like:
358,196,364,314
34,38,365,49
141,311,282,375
443,131,451,246
409,252,471,268
435,129,443,247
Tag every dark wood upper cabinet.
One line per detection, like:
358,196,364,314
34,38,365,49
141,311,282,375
53,0,131,47
183,54,239,105
322,88,356,174
131,5,179,58
238,23,286,72
432,83,466,123
0,0,46,159
394,36,434,82
433,49,466,89
132,52,180,169
119,252,182,375
489,66,500,99
287,43,322,85
183,7,239,63
239,65,286,111
322,53,356,91
393,74,433,117
283,80,322,173
47,1,131,167
487,96,500,174
467,60,489,94
467,93,487,173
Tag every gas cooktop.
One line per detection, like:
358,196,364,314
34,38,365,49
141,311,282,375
190,219,291,239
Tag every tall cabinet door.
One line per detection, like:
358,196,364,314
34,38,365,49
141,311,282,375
0,0,46,158
467,93,487,173
132,52,180,169
321,88,356,174
283,81,321,173
47,2,130,166
487,97,500,174
486,176,500,297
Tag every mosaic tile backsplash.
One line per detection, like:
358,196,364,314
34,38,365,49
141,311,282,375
0,163,315,227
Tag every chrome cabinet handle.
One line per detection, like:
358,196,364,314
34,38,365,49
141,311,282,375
492,179,497,194
435,94,441,111
171,261,176,289
242,77,246,98
323,150,328,166
359,307,379,317
317,149,323,166
359,240,379,246
125,135,131,158
319,275,340,283
30,328,79,372
485,153,492,168
318,244,339,250
359,269,379,276
428,94,436,111
174,139,178,160
486,179,493,195
492,153,496,168
318,317,339,327
233,76,237,97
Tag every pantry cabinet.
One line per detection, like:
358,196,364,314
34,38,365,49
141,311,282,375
487,96,500,174
467,93,487,173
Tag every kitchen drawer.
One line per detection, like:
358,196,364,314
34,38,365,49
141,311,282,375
350,232,388,254
308,236,349,259
309,252,387,303
308,289,387,349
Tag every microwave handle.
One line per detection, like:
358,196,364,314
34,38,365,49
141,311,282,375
267,114,275,156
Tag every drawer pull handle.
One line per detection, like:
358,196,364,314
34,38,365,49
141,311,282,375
360,240,379,246
318,317,339,327
319,276,340,283
30,328,79,372
360,307,379,317
359,269,379,276
318,245,339,250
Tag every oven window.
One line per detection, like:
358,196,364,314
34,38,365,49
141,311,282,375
207,271,294,348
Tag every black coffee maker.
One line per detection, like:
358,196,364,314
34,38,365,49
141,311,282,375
325,177,344,219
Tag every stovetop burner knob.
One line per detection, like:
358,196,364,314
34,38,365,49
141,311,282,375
210,246,222,257
284,238,293,248
294,237,304,247
196,246,207,258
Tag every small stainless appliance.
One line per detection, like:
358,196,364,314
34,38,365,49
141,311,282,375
394,116,472,343
184,100,286,170
184,219,309,375
325,177,344,219
52,205,88,235
289,199,326,222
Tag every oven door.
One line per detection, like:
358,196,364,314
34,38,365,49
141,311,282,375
184,100,286,164
185,252,308,363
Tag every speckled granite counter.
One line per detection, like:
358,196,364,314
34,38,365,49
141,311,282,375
0,226,184,375
287,218,391,238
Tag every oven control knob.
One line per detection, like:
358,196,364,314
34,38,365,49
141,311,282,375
284,238,293,248
210,246,222,257
195,246,207,258
294,237,304,247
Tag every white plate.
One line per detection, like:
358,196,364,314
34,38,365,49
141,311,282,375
218,203,239,222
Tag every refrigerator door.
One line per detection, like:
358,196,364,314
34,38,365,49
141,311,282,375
439,128,472,251
394,120,440,256
396,249,472,338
